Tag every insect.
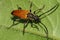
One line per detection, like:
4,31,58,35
8,2,59,40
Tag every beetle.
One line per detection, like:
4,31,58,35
8,2,59,40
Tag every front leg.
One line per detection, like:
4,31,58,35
30,21,39,31
38,22,48,40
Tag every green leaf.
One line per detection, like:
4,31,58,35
0,0,60,40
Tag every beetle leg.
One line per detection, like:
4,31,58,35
30,2,32,12
11,16,19,24
30,21,39,31
31,22,33,27
33,23,39,31
8,16,20,29
38,22,48,40
8,22,20,29
23,20,29,35
17,5,22,10
33,5,45,14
